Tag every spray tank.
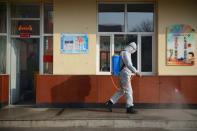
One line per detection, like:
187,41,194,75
110,55,122,90
112,55,122,76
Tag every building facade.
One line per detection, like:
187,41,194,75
0,0,197,108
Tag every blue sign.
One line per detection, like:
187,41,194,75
61,33,88,54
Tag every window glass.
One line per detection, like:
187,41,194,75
0,36,6,74
100,36,110,72
114,35,138,69
44,2,53,74
44,36,53,74
0,3,7,33
11,4,40,18
114,35,126,55
98,4,125,32
44,3,53,34
141,36,152,72
127,4,154,32
11,20,40,35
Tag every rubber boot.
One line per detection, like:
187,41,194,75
126,106,138,114
105,100,113,112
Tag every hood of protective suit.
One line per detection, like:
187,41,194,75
124,42,137,54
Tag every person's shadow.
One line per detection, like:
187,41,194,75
51,76,91,107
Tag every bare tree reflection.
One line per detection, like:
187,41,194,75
130,19,153,32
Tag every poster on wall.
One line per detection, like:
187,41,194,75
167,24,195,66
61,33,88,54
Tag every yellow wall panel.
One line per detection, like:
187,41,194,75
158,0,197,75
53,0,97,74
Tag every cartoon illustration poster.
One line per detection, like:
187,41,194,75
61,34,88,54
167,24,195,66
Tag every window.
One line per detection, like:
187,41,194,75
0,36,6,74
44,3,53,34
127,4,154,32
44,36,53,74
10,2,53,74
99,36,111,72
98,4,125,32
11,4,40,36
43,3,53,74
141,36,152,72
0,3,7,74
11,4,40,18
98,3,155,75
0,3,7,33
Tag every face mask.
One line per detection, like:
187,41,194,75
130,48,136,54
126,46,136,54
124,42,137,54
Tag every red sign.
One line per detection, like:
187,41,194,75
18,25,32,38
20,33,31,38
43,55,53,62
18,25,32,31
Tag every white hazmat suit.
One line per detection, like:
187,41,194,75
106,42,140,113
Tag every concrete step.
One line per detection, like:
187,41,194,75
1,119,197,129
0,107,197,129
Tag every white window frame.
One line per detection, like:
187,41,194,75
96,2,156,76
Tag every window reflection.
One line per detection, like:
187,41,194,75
98,4,125,32
0,3,7,33
100,36,110,72
44,2,53,74
11,4,40,18
114,35,127,55
141,36,152,72
127,4,154,32
44,3,53,34
0,36,6,74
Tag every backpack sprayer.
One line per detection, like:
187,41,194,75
112,55,121,77
111,55,135,90
111,55,121,90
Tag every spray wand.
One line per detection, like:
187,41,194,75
110,75,135,90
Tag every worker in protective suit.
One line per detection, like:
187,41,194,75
105,42,141,114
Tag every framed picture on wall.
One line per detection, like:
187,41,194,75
166,24,195,66
60,33,88,54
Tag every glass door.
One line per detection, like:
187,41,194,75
10,3,40,105
11,38,39,104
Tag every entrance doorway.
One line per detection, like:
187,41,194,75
10,38,39,104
